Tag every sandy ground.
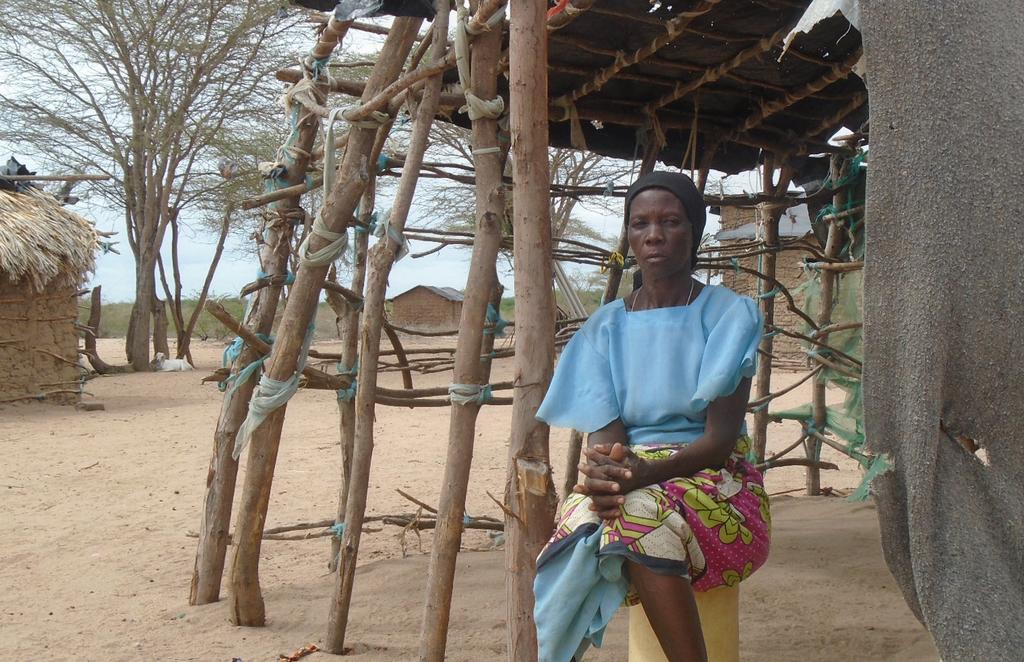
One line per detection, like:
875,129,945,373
0,338,937,661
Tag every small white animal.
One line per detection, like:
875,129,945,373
152,352,194,372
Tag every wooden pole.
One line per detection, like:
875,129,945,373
752,161,792,463
418,8,507,656
327,203,370,572
324,11,446,652
189,38,338,604
506,0,557,658
227,18,422,628
561,429,585,499
807,155,847,495
0,173,111,181
328,128,389,572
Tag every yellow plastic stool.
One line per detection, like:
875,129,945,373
628,584,740,662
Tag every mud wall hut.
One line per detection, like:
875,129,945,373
0,187,97,404
389,285,464,330
715,204,813,367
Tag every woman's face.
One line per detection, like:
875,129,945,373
626,188,693,279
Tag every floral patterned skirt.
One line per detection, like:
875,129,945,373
538,437,771,594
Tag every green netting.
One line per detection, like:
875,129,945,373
768,152,885,500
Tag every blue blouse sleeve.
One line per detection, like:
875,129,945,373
691,296,763,410
536,328,620,433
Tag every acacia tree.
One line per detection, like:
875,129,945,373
0,0,296,369
157,122,287,362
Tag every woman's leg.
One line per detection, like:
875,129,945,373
628,560,707,662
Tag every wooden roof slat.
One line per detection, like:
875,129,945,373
644,19,795,114
549,32,852,101
735,46,862,135
795,91,868,142
585,5,772,43
550,0,720,109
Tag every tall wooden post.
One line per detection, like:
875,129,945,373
418,9,507,659
189,17,352,605
328,185,373,571
324,8,447,652
807,155,847,495
506,0,557,658
752,161,792,463
227,19,422,628
329,123,394,570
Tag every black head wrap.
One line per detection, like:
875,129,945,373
624,171,706,267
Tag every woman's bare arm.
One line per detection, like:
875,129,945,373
587,419,628,449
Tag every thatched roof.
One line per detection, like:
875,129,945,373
0,188,98,291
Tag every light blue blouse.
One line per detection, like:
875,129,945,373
536,284,763,446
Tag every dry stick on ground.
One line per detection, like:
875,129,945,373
324,14,441,653
505,0,559,657
227,20,418,629
191,18,352,607
418,8,509,652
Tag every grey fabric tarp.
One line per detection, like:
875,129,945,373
861,2,1024,659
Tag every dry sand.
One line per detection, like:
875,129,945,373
0,338,937,661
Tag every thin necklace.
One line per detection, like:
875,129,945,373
634,277,696,310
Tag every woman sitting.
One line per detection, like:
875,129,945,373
533,171,771,662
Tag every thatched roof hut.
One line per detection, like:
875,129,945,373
0,186,98,404
0,187,98,292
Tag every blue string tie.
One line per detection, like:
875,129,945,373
220,332,274,395
336,360,358,401
483,303,508,337
233,323,316,459
257,269,296,285
448,383,493,406
222,337,245,368
310,54,332,81
330,522,346,539
337,378,358,402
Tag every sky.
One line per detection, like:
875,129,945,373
79,176,734,302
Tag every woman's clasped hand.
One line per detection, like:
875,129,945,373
574,443,653,520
